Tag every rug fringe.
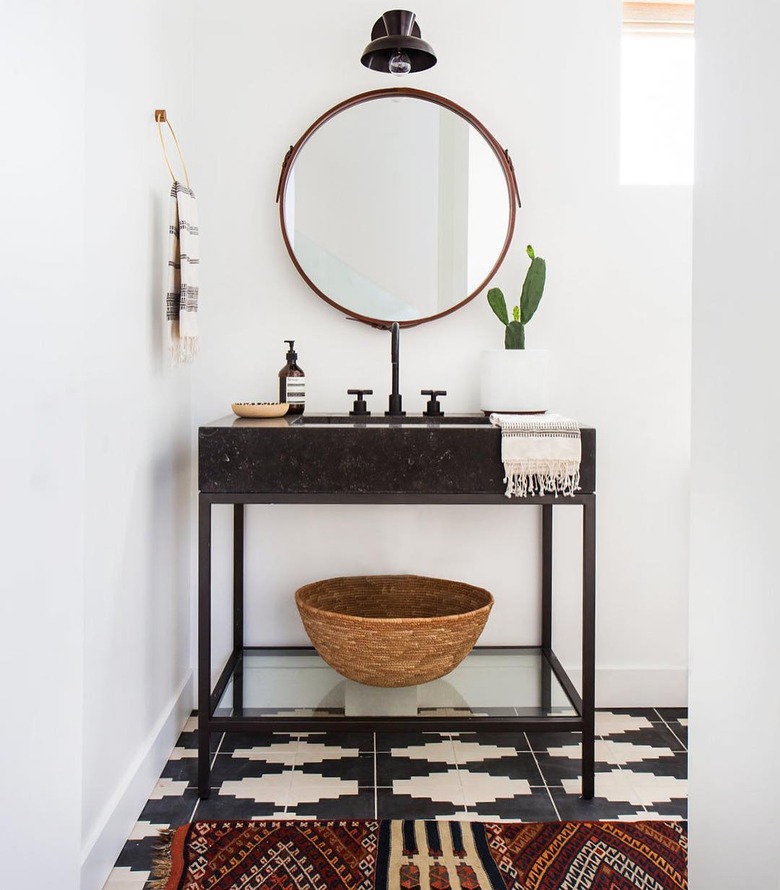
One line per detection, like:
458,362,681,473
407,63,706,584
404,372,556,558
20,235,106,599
148,827,177,890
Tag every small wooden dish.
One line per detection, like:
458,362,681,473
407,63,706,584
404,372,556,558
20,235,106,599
231,402,289,418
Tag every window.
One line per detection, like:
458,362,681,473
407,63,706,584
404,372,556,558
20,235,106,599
620,2,695,185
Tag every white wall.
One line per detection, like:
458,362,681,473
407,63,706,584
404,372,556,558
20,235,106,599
79,3,196,887
689,0,780,883
0,5,86,887
194,0,691,705
1,3,196,888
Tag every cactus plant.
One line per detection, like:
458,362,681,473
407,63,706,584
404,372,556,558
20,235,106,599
487,245,547,349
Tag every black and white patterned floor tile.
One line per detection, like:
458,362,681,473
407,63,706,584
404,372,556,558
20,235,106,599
102,708,688,888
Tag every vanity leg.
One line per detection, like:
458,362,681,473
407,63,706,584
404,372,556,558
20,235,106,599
198,495,212,799
581,495,597,800
233,504,244,652
542,504,553,649
541,505,553,711
233,504,245,716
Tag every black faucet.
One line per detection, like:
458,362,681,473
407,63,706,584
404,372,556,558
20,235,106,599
385,322,405,416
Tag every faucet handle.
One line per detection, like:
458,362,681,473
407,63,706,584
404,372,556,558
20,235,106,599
421,390,447,418
348,389,373,416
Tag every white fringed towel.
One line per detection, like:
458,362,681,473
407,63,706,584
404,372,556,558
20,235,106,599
166,180,199,363
489,413,581,497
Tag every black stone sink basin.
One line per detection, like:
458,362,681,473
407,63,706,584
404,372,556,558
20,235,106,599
293,414,490,427
199,414,596,497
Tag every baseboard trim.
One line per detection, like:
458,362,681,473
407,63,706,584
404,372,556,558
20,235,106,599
81,671,193,890
564,666,688,708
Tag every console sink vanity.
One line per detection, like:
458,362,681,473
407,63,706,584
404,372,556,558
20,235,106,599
192,80,600,804
197,414,597,800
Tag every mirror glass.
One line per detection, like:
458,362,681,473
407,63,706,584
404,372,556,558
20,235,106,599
279,89,517,326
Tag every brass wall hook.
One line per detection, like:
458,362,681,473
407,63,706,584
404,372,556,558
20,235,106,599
154,109,190,188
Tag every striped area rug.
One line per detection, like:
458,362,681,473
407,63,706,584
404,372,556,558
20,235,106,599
152,818,687,889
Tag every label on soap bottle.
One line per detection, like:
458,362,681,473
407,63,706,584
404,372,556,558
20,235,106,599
285,378,305,405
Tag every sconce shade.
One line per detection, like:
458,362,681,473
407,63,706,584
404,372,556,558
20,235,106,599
361,10,437,73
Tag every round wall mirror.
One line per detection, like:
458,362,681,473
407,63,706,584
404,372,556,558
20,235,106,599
277,88,519,327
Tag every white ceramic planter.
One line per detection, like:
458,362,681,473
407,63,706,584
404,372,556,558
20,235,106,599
479,348,549,414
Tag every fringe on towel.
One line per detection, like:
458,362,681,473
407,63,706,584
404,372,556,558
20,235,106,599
168,317,199,363
503,460,581,497
166,180,200,364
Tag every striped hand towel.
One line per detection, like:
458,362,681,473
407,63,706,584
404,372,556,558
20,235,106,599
489,413,581,497
166,180,199,362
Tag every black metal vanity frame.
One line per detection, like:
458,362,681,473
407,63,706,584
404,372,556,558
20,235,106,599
197,420,596,802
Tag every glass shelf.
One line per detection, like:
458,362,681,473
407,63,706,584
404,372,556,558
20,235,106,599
214,647,577,719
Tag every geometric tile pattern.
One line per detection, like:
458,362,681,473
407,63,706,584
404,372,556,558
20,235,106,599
104,708,687,889
102,868,150,889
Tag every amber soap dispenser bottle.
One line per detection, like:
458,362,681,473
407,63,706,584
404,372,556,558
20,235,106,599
279,339,305,415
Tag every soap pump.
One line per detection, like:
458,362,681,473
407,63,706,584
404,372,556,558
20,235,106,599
279,340,305,415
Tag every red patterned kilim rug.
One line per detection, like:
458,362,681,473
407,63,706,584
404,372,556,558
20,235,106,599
151,819,687,890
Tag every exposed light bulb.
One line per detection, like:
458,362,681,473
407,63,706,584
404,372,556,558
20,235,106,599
388,50,412,76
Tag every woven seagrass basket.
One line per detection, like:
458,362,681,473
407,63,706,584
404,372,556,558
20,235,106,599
295,574,493,688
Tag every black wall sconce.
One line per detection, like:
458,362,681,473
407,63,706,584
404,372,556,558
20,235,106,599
360,10,437,76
